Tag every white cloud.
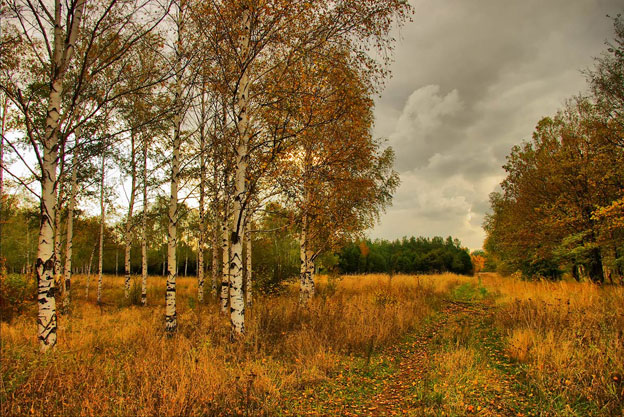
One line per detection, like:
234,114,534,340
390,85,463,171
393,85,462,138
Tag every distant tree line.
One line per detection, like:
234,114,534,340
337,236,473,275
484,16,624,283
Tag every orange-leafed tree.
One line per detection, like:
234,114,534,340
277,48,399,304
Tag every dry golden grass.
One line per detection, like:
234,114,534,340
0,273,454,417
1,272,622,416
480,273,624,414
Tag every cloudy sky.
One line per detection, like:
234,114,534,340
369,0,623,250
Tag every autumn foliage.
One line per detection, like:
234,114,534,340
484,17,624,282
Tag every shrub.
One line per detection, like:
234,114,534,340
0,273,35,321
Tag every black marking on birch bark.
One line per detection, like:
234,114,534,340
44,258,54,270
38,325,57,344
38,314,57,338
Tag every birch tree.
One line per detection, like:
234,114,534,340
245,219,253,307
141,134,149,305
197,104,207,302
62,129,80,307
190,0,410,336
278,49,399,304
96,147,106,304
220,188,231,314
0,95,9,275
1,0,171,351
0,0,86,351
123,132,137,299
164,0,197,334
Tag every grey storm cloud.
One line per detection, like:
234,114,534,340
370,0,623,250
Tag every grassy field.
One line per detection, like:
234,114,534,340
1,273,623,416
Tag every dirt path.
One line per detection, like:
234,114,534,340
280,298,539,416
364,301,482,416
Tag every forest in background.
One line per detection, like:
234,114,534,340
483,15,624,283
338,237,473,275
1,192,474,286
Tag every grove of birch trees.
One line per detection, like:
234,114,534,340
0,0,410,351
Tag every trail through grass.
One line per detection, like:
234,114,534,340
278,280,592,417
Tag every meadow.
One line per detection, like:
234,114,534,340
1,273,623,416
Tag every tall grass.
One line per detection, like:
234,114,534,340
480,273,624,414
0,274,452,416
2,273,621,416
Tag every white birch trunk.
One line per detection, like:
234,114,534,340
97,152,105,304
53,182,63,291
245,227,252,307
228,6,252,338
62,133,80,308
165,115,181,333
299,214,315,305
197,115,207,302
37,0,85,352
165,1,186,333
124,133,137,298
37,92,60,350
0,95,7,276
141,136,148,305
220,203,230,314
212,213,220,297
211,142,220,297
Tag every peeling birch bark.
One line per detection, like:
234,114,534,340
228,6,252,337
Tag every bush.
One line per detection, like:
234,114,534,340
0,273,35,321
